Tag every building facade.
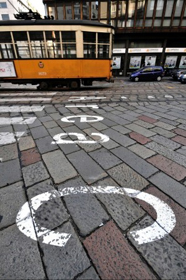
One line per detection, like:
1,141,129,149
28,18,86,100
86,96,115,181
43,0,186,76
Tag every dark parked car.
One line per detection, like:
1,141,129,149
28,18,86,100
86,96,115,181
171,69,186,80
179,72,186,84
129,66,164,82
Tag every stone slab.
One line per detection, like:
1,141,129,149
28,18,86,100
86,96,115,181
76,267,100,280
36,135,58,154
0,143,18,161
39,222,90,279
43,150,77,184
22,161,49,187
150,135,181,150
111,147,158,178
128,216,186,279
129,143,156,159
0,159,22,188
102,128,135,147
67,150,107,184
84,221,156,280
18,136,35,151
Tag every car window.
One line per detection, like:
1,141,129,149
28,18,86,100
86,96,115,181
142,67,153,73
154,67,162,72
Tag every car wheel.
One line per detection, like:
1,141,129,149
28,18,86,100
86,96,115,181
134,77,139,82
157,76,162,82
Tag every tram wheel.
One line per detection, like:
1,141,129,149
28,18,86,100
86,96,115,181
70,80,80,90
38,81,49,90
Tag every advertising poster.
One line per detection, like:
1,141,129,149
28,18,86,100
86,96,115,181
129,56,141,69
0,61,16,77
145,56,156,66
112,56,121,69
179,56,186,68
164,56,177,68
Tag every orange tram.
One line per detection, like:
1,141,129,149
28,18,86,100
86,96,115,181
0,19,114,90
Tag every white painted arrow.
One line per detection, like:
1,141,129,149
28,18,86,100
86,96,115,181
0,117,37,125
16,186,176,247
0,132,25,145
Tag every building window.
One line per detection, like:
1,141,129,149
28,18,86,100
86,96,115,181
0,2,7,8
2,14,9,20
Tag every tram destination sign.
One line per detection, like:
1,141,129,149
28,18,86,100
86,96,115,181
0,62,16,77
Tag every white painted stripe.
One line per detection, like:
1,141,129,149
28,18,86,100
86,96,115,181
61,115,104,123
68,96,106,102
16,186,176,247
148,96,155,99
0,132,25,145
0,98,51,102
0,158,3,162
0,92,56,96
121,96,127,99
165,95,173,99
65,105,99,109
0,117,36,125
0,106,45,112
52,132,110,144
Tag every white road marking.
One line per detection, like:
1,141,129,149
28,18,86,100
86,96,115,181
0,117,37,125
0,158,3,162
0,131,25,145
0,92,56,96
16,186,176,247
0,106,45,112
165,95,173,99
121,96,127,99
68,96,106,102
0,98,51,102
51,132,110,144
148,96,155,99
65,105,99,109
61,115,104,123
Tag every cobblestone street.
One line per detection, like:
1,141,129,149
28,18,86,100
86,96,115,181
0,78,186,279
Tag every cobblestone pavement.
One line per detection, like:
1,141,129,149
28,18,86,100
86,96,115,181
0,78,186,279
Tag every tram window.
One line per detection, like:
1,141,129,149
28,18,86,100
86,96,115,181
46,31,61,58
13,31,30,59
83,32,96,43
84,44,96,58
0,32,15,59
62,31,76,58
83,32,96,58
29,31,46,58
0,43,15,59
98,33,109,44
98,45,109,58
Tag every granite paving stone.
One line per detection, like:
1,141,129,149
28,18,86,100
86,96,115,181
96,177,144,231
22,161,49,187
126,123,156,137
30,125,49,139
21,147,41,166
67,150,107,184
0,143,18,161
0,181,25,229
101,138,119,149
107,163,148,190
39,222,90,280
149,172,186,208
134,119,155,129
61,184,109,235
102,128,135,147
43,150,77,184
48,126,64,137
129,143,156,159
27,119,42,128
111,147,158,178
150,127,176,138
146,141,186,167
90,122,108,131
129,131,151,144
18,136,35,151
147,154,186,181
112,125,131,134
0,159,22,188
128,216,186,279
138,115,157,123
27,179,69,231
84,221,156,280
89,148,121,169
76,266,100,280
43,120,58,129
0,224,46,280
154,121,175,130
36,135,58,154
150,135,181,150
102,112,130,125
174,128,186,137
172,135,186,146
135,185,186,245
